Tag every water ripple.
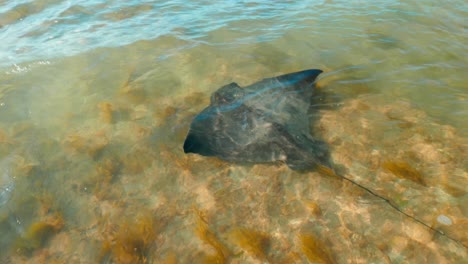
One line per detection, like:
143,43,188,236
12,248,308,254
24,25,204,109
0,157,15,208
0,0,377,67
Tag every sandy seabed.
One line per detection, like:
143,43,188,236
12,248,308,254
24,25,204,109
0,64,466,263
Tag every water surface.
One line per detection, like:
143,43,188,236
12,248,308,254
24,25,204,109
0,0,466,263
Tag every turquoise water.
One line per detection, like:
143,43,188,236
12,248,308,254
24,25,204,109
0,1,467,263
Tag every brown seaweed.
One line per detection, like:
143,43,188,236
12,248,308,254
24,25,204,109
98,101,114,124
382,161,426,186
228,227,270,261
299,233,336,264
99,212,157,264
63,131,109,157
194,209,231,263
14,213,64,255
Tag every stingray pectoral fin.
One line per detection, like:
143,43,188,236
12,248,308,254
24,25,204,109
275,69,323,87
284,153,318,171
270,124,331,171
264,123,316,170
284,138,332,171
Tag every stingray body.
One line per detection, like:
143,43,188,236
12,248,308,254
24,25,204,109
183,69,329,170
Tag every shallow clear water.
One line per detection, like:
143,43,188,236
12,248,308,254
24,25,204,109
0,0,466,263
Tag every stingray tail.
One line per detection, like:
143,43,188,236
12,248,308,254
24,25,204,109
313,162,462,246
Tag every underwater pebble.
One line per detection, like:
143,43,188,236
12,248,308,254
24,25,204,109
436,214,452,226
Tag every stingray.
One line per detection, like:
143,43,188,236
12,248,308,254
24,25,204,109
183,69,330,170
